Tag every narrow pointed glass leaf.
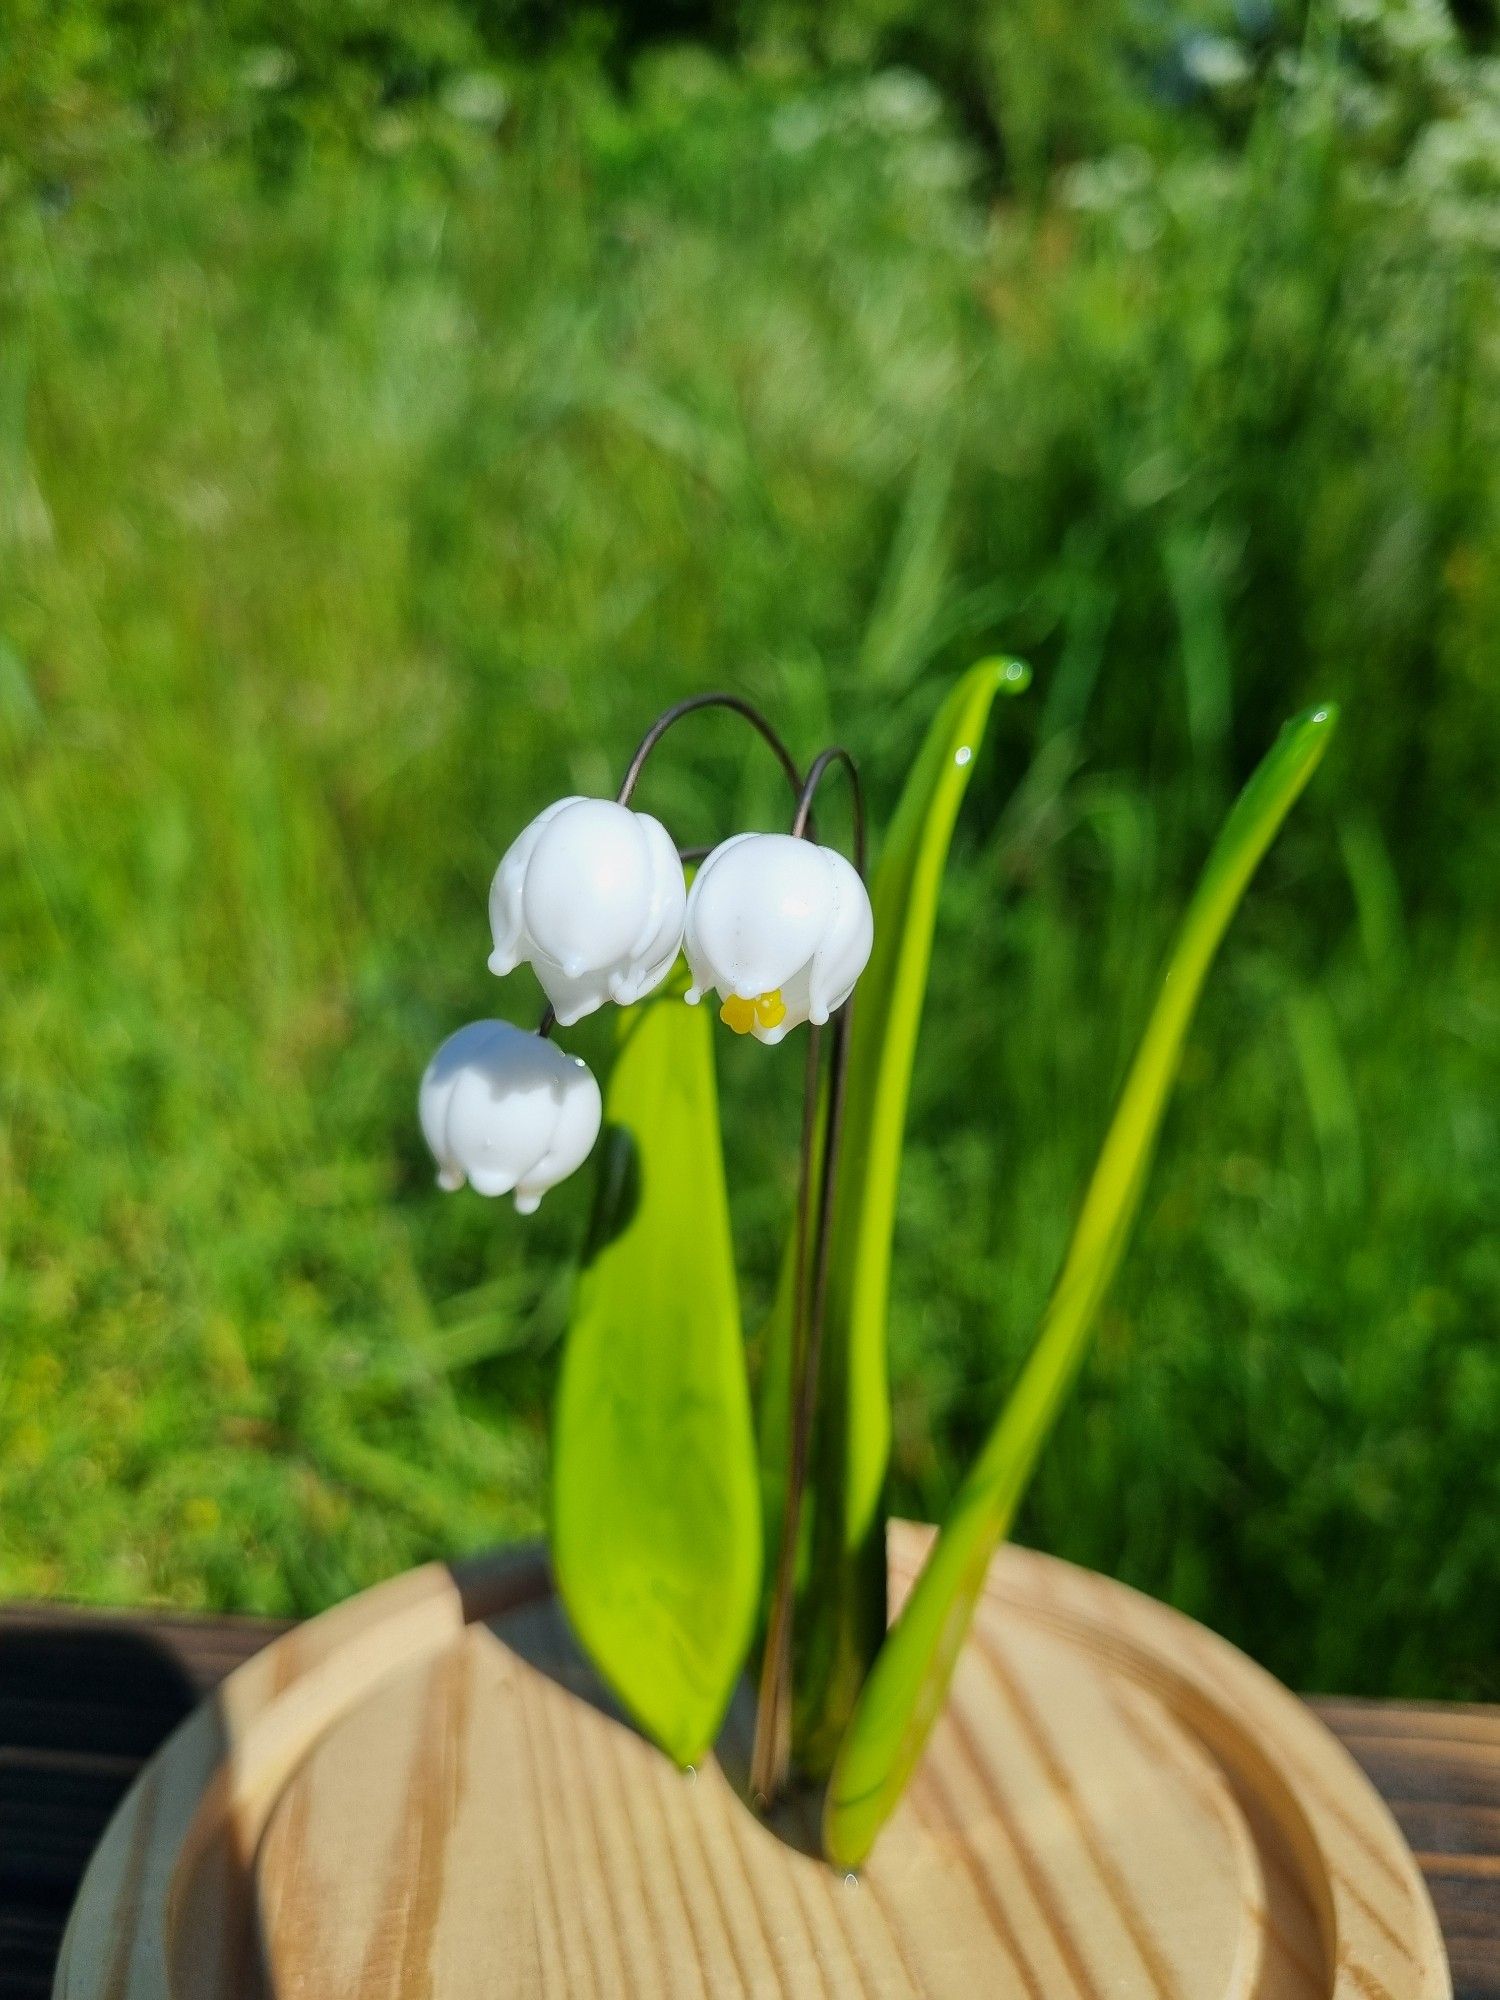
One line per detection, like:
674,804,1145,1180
554,995,761,1767
760,657,1032,1773
824,703,1339,1868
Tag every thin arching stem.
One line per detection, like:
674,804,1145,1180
537,697,805,1041
617,691,805,811
750,744,867,1806
790,746,864,871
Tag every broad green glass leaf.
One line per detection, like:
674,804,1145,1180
554,995,761,1767
759,658,1032,1774
824,703,1339,1868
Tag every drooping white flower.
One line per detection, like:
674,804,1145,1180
419,1020,602,1213
488,797,687,1026
683,832,873,1045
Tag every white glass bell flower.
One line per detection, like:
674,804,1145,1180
419,1020,603,1213
683,832,874,1045
488,796,687,1026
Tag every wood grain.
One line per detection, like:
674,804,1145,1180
1309,1702,1500,2000
1,1536,1483,1999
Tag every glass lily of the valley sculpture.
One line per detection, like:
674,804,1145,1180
420,673,1338,1867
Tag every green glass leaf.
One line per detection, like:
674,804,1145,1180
553,995,761,1767
759,658,1032,1774
823,703,1339,1868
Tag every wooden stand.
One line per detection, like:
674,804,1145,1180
53,1523,1449,1998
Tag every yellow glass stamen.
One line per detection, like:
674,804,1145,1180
755,989,786,1030
720,990,785,1035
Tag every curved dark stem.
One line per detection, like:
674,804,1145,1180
617,692,804,811
790,745,866,875
751,745,867,1805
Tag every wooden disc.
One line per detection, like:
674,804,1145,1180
54,1525,1450,1999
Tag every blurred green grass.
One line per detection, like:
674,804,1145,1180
1,2,1497,1698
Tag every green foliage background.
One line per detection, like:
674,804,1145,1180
1,0,1496,1697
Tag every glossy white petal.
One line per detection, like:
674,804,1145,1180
683,832,873,1044
419,1020,602,1213
488,797,686,1024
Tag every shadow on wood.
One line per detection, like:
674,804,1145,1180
0,1622,201,2000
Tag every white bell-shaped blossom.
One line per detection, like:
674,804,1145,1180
683,832,873,1045
419,1020,602,1213
488,797,687,1026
